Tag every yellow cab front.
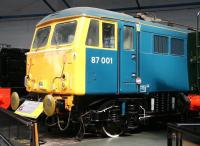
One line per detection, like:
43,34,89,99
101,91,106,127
25,17,89,95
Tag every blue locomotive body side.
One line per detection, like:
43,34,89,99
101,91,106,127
86,48,117,94
139,23,189,93
86,18,189,95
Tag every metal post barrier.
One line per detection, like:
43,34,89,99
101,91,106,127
196,11,200,91
167,123,200,146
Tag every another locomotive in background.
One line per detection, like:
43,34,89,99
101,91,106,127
0,47,27,109
10,7,200,137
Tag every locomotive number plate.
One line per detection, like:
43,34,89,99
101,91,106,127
91,57,113,64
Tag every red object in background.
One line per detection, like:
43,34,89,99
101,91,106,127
188,94,200,111
0,88,11,109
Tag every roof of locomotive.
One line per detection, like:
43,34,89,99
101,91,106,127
38,7,189,33
38,7,133,24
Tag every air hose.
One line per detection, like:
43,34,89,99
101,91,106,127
57,111,71,131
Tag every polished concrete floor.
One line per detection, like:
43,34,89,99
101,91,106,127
41,125,167,146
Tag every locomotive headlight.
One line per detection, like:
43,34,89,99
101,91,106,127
136,77,142,85
38,81,43,88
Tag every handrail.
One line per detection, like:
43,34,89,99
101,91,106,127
0,108,36,126
0,135,13,146
196,11,200,91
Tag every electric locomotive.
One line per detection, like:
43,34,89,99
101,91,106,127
10,7,200,137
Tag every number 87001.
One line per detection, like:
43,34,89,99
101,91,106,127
91,57,113,64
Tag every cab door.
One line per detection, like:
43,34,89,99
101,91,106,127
119,22,138,93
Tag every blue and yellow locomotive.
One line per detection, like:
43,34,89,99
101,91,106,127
11,7,199,137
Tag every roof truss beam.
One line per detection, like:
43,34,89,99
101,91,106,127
109,2,200,11
1,2,200,20
42,0,56,12
136,0,141,9
61,0,71,8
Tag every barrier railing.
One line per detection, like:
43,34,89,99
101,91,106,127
0,108,39,146
167,123,200,146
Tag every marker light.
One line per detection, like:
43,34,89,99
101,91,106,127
136,77,142,84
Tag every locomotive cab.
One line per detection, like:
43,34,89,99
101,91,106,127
26,17,85,95
25,16,90,115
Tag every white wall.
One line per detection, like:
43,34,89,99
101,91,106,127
0,18,40,48
0,8,199,48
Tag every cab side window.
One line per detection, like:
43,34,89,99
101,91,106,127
102,23,115,48
154,35,168,54
123,26,133,50
171,38,184,55
86,20,99,46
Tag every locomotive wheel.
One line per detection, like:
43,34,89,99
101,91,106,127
101,121,124,138
99,100,124,138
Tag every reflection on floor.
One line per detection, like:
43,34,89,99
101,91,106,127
40,124,167,146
